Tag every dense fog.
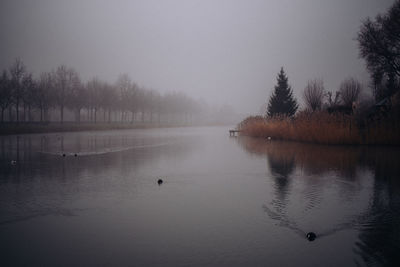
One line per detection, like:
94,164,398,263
0,0,394,115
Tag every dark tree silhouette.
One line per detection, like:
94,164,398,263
54,65,74,123
36,72,55,122
9,58,26,123
303,79,324,112
357,0,400,101
339,78,362,108
0,59,206,125
267,67,298,117
325,91,341,108
87,78,102,123
21,73,35,122
0,71,12,122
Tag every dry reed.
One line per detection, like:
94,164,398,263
239,111,400,145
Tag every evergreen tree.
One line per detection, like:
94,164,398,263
267,67,298,117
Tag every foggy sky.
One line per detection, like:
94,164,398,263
0,0,394,114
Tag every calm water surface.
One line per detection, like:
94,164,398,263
0,126,399,266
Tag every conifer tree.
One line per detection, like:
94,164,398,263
267,67,298,117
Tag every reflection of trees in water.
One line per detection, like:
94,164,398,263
267,152,295,209
238,137,364,228
260,139,359,241
237,137,400,263
0,133,199,225
358,147,400,266
354,155,400,266
237,137,360,179
0,134,198,184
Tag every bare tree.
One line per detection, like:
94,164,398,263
36,72,55,122
22,73,35,121
325,91,341,107
54,65,68,123
9,58,26,123
0,71,12,122
87,78,104,123
115,74,132,122
67,74,86,123
303,79,324,111
54,65,80,123
125,83,139,123
339,78,363,107
100,83,117,123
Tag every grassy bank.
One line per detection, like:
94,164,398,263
0,122,197,135
238,112,400,145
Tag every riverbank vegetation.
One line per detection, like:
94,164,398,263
0,61,238,131
238,110,400,145
239,1,400,145
0,61,205,125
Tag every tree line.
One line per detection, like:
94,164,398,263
0,59,203,124
267,0,399,119
266,67,363,118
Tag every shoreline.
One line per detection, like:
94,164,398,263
237,134,400,148
0,122,231,136
238,115,400,146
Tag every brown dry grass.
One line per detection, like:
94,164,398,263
239,111,400,145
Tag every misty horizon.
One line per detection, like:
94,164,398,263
0,0,394,114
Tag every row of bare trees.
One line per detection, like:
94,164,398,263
303,78,363,112
0,59,203,124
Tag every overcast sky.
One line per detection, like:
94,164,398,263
0,0,394,114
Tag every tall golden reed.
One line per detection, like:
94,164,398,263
239,111,399,145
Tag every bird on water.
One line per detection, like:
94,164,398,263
306,232,316,241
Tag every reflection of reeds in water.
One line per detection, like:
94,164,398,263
238,137,361,179
238,135,400,262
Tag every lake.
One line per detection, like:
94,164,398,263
0,126,399,266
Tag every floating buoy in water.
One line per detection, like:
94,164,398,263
306,232,316,241
157,179,163,185
267,136,271,141
62,153,66,157
10,160,17,165
74,153,77,157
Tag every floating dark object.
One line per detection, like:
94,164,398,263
157,179,163,185
10,160,17,165
306,232,316,241
62,154,66,157
74,153,77,157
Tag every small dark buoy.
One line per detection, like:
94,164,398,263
62,153,66,157
157,179,163,185
74,153,77,157
306,232,316,241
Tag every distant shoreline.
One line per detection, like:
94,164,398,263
0,122,230,136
